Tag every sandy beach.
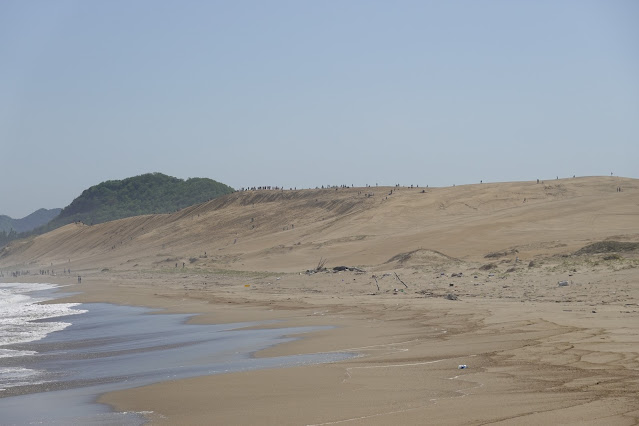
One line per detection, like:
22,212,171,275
2,177,638,424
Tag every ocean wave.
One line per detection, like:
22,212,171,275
0,283,87,353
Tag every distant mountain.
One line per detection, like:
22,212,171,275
0,208,62,233
0,173,234,248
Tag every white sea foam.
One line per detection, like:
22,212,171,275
0,283,86,356
0,283,86,390
0,366,48,387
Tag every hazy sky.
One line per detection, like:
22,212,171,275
1,1,638,218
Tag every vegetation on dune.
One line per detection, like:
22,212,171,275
0,173,234,247
479,263,498,271
484,248,519,259
574,241,639,255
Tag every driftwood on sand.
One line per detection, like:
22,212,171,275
305,259,366,275
333,266,366,273
394,272,408,288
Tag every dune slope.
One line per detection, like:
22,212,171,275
1,176,637,273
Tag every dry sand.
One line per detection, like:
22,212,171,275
2,176,638,425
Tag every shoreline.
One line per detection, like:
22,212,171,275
0,279,357,425
7,266,638,425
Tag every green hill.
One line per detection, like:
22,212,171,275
0,208,62,233
49,173,235,227
0,173,234,246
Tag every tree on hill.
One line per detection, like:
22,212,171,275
50,173,234,227
0,173,234,247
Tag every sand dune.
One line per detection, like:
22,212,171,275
2,176,637,273
2,176,638,425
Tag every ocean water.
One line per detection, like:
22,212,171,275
0,283,352,425
0,283,87,390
